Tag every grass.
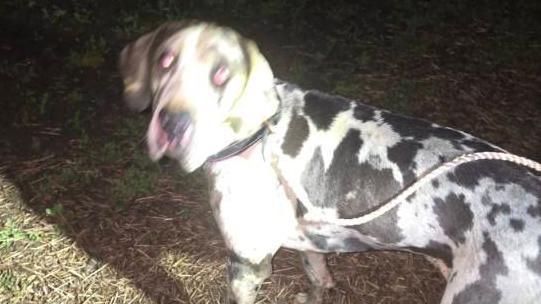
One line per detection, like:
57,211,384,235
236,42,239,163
0,154,224,304
109,166,159,203
0,218,41,249
0,0,540,303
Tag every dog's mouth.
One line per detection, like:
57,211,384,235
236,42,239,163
147,109,194,161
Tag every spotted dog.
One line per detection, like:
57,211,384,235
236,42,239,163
119,22,541,304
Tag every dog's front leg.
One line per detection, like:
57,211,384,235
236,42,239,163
206,158,296,304
227,252,272,304
295,251,335,304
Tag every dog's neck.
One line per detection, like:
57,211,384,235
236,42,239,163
207,126,267,162
208,88,281,162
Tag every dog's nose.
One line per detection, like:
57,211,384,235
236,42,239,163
158,109,192,141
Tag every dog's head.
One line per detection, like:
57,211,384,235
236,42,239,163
119,22,278,172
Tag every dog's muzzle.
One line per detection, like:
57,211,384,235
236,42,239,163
148,109,194,161
159,110,192,143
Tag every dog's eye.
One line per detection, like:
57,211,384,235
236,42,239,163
159,50,176,70
211,64,230,88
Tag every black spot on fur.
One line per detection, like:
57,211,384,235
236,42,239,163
342,237,373,252
406,192,417,203
335,133,403,243
432,180,440,188
380,112,433,140
301,130,365,209
448,160,540,195
301,147,331,208
387,140,423,184
486,203,511,226
460,139,499,152
527,201,541,218
304,232,373,253
433,193,474,245
526,236,541,275
431,127,465,141
353,103,376,122
300,254,311,268
438,155,446,163
296,199,308,218
305,232,329,251
228,252,272,284
381,112,494,150
451,232,508,304
281,112,309,157
301,130,403,243
481,195,491,206
406,241,454,268
303,91,350,130
509,218,525,232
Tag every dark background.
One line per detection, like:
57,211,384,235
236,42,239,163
0,1,540,303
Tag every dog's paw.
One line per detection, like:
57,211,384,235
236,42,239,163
293,292,309,304
293,291,325,304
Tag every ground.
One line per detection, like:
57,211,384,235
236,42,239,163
0,1,540,303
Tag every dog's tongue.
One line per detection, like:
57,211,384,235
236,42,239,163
147,114,171,160
148,110,194,161
156,126,170,150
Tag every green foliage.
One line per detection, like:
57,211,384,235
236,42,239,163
0,269,35,296
110,166,158,202
68,36,109,69
45,203,64,217
0,219,40,249
97,142,125,164
116,117,148,141
0,270,18,292
57,164,100,187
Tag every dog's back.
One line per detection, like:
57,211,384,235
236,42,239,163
270,81,541,303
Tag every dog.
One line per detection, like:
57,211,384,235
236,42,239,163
119,21,541,304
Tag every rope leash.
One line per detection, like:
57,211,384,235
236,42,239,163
304,152,541,226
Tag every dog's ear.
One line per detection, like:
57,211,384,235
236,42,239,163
242,39,275,97
118,30,156,112
226,38,278,137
